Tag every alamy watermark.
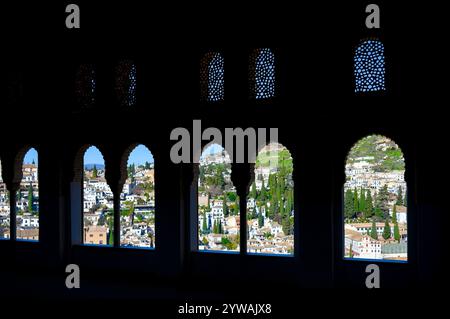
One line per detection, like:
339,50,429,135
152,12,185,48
170,120,279,167
365,264,380,288
65,264,80,289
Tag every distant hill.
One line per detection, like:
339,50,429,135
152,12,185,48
347,135,405,172
84,164,105,170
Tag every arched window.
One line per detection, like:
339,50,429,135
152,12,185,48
115,60,137,107
344,135,407,261
16,148,39,241
248,143,294,255
120,145,155,248
198,144,239,252
0,159,10,240
251,48,275,99
200,52,224,102
354,40,385,92
75,64,96,108
83,146,113,246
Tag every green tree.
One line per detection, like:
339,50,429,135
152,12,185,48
359,188,366,213
392,204,397,222
250,181,257,199
353,188,359,213
370,220,378,240
258,211,264,228
279,197,285,218
27,183,34,213
382,219,391,240
376,184,390,219
344,189,355,219
108,219,114,245
393,222,401,242
364,190,374,219
282,216,291,235
259,180,267,202
92,164,98,178
222,197,228,217
202,212,208,233
392,205,401,242
212,220,217,234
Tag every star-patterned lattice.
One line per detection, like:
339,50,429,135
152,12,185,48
354,40,385,92
254,48,275,99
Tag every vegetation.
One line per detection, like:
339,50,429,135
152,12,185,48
347,135,405,172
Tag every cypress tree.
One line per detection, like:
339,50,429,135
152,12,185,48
92,164,98,178
250,181,257,199
344,189,355,219
260,180,267,202
382,219,391,240
365,190,374,219
27,183,34,213
353,188,359,213
279,175,285,194
359,187,366,213
202,212,208,233
258,211,264,228
289,190,294,214
392,205,401,242
108,219,114,245
376,184,390,219
394,221,401,242
222,197,228,217
370,220,378,240
276,178,282,203
280,199,285,219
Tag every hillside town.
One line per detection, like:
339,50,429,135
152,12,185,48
83,159,155,248
198,143,294,254
0,158,40,241
344,135,408,261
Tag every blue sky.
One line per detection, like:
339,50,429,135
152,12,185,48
128,144,154,165
24,148,38,164
84,145,154,166
84,146,105,165
202,143,224,156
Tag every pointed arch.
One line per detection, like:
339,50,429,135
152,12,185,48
247,142,294,255
16,147,39,241
82,146,113,246
344,135,407,261
119,144,155,248
197,143,239,252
